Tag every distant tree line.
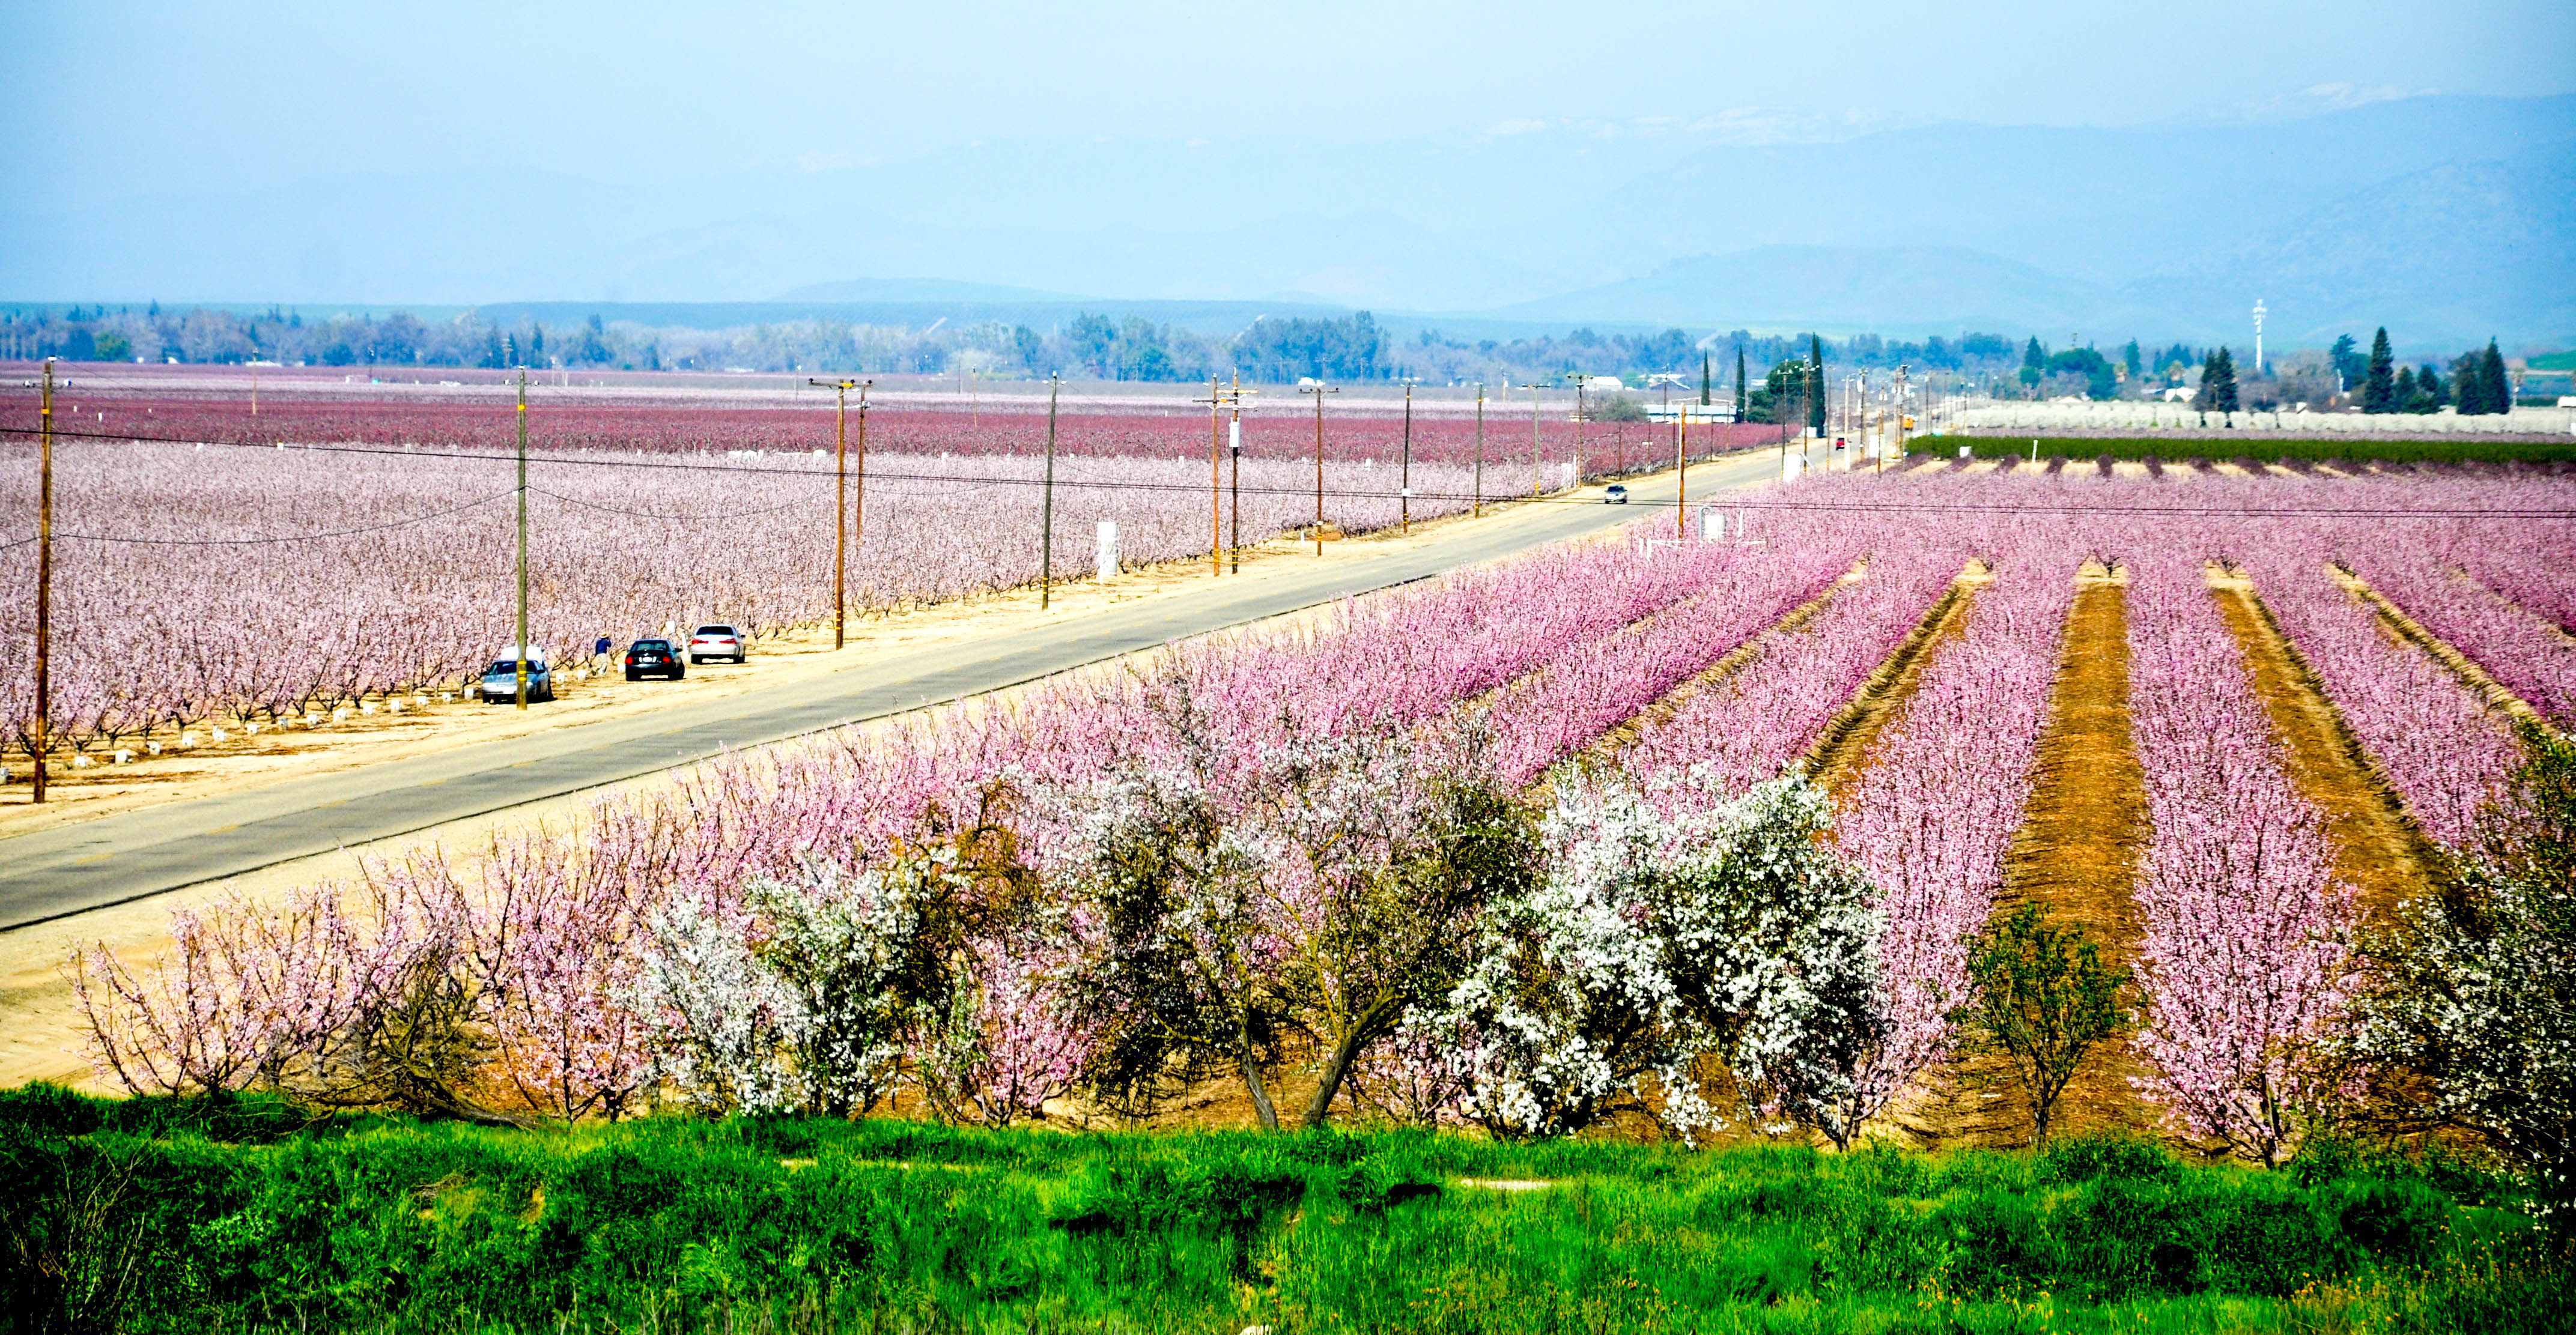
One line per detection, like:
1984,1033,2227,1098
0,304,2031,396
0,304,2536,413
2339,327,2517,416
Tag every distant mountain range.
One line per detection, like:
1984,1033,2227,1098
5,94,2568,353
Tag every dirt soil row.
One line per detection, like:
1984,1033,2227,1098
2208,567,2439,927
2332,566,2551,730
1573,559,1871,767
1916,568,2155,1149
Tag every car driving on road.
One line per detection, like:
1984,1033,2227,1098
1604,484,1630,504
478,653,555,703
624,638,686,681
689,624,747,664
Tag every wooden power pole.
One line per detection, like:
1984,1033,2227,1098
1300,381,1336,554
31,359,55,801
1042,374,1059,607
515,367,530,710
1518,381,1545,495
809,376,872,646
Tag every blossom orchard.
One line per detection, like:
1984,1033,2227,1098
69,467,2568,1148
1820,525,2080,1144
2122,552,2353,1166
0,438,1566,764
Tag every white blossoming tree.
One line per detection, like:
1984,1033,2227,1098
1410,767,1882,1141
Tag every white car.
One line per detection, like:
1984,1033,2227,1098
688,624,747,664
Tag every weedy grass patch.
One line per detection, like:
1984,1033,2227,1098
2,1084,2564,1334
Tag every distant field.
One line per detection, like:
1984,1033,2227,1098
1936,435,2576,464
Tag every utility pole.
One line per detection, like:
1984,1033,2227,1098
1042,374,1059,607
1399,376,1418,534
1227,372,1253,573
1676,403,1688,537
855,387,873,571
515,367,530,710
1856,368,1868,473
1472,382,1484,517
1647,372,1689,536
1208,375,1225,576
1300,381,1336,554
1519,381,1545,495
1566,374,1587,485
809,377,872,647
31,359,54,801
1890,363,1907,472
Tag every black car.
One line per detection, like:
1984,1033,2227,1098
624,638,686,681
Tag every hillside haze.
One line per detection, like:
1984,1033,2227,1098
3,93,2568,347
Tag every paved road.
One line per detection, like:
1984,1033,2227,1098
1,452,1784,930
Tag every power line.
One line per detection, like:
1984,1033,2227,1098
0,420,1645,505
7,487,519,546
4,422,2569,519
527,487,813,521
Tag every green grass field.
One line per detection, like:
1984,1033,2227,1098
1930,435,2576,465
4,1085,2564,1334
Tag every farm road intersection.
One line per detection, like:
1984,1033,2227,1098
1,449,1787,931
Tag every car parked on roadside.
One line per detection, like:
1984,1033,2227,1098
478,652,555,703
624,638,686,681
689,624,747,664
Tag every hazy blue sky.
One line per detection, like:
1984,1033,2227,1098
11,0,2574,202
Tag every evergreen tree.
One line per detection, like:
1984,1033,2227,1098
2418,363,2447,410
2122,339,2142,380
2479,341,2511,415
2393,366,2419,412
1807,335,1826,435
2195,346,2240,413
1736,346,1748,423
2450,354,2481,413
2020,336,2046,394
2362,327,2396,413
2328,333,2365,390
1701,350,1712,405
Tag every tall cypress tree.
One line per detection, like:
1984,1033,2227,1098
1701,350,1712,405
2362,327,2396,413
1808,335,1827,435
2479,340,2511,415
1736,346,1748,423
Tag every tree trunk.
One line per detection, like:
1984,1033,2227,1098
1239,1050,1280,1131
1302,1025,1376,1130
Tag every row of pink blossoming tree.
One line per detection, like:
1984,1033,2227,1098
0,437,1574,763
72,462,2563,1157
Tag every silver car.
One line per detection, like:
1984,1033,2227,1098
478,656,555,703
688,623,747,664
